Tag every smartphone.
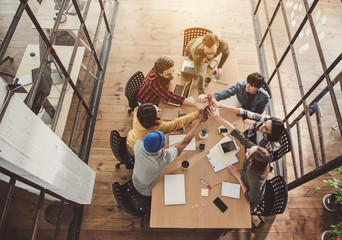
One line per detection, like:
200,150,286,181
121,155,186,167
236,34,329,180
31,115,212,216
209,59,218,69
218,127,228,133
220,141,236,154
213,197,228,213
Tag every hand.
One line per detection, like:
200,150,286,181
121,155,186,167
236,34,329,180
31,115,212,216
215,68,223,80
227,165,241,179
212,98,221,108
207,106,219,119
195,101,208,111
198,111,208,123
198,94,207,101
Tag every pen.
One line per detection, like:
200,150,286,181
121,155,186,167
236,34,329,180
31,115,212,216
200,179,212,189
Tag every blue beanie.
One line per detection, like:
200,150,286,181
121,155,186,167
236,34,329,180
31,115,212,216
144,131,165,152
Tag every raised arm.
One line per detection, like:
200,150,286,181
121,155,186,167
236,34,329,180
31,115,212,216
183,98,208,110
214,99,269,122
175,112,207,156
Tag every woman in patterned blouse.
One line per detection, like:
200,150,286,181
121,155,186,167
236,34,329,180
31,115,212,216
214,100,285,158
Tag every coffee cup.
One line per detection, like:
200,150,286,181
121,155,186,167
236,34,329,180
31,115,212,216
182,160,189,169
205,76,211,87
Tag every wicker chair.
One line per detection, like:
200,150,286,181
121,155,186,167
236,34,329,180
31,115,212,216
251,175,288,228
125,71,144,113
110,130,134,169
182,27,213,56
270,129,292,162
112,179,151,229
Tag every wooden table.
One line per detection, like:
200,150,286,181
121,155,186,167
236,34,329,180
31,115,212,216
16,44,85,138
150,56,252,229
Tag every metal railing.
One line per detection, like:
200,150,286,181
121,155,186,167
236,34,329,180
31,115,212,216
250,0,342,185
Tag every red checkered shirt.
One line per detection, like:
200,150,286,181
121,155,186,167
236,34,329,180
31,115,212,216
137,67,185,105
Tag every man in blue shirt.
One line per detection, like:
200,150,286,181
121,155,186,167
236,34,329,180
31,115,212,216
213,72,270,114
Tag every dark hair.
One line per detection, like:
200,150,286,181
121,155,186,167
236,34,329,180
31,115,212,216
267,117,285,142
137,103,159,129
249,147,270,176
246,72,264,89
154,56,174,74
202,34,219,48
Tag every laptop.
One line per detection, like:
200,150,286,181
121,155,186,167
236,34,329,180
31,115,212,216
164,174,186,205
180,60,207,77
165,78,194,107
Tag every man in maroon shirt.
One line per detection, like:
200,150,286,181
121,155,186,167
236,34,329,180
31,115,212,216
137,56,206,110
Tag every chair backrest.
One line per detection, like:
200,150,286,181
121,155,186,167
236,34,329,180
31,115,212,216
182,27,213,56
110,130,134,169
251,175,288,216
112,179,151,216
262,80,272,99
270,128,292,162
263,175,288,215
125,71,144,110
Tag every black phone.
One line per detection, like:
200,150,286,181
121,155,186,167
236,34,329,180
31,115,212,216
213,197,228,213
219,127,228,133
209,59,218,69
220,141,236,154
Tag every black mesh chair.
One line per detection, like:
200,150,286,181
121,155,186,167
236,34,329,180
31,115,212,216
270,129,292,162
112,179,151,229
262,80,272,99
251,176,288,228
110,130,134,169
183,27,213,56
251,175,288,228
125,71,144,113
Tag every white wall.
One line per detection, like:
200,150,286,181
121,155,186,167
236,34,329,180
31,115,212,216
0,78,96,204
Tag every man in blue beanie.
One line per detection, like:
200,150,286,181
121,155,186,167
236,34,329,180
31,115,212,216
132,112,207,196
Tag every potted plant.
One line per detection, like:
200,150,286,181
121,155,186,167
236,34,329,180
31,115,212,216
321,221,342,240
315,166,342,239
315,166,342,212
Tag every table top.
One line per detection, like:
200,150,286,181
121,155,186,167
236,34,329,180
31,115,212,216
150,56,252,229
16,44,85,138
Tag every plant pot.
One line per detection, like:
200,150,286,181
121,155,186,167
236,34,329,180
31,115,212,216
323,194,339,212
322,230,332,240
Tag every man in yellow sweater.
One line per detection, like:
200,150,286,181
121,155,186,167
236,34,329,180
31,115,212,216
127,103,199,156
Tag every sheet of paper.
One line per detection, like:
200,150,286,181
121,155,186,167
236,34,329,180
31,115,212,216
169,134,196,151
201,188,209,197
207,152,238,173
221,182,240,199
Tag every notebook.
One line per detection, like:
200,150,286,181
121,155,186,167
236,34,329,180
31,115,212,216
164,174,186,205
207,153,239,173
221,182,240,199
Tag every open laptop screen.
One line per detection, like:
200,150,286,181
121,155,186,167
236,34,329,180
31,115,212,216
174,85,184,95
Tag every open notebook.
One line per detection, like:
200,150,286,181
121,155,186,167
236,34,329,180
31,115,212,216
164,174,186,205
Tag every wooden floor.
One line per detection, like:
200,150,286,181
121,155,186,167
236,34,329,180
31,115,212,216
1,0,341,239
